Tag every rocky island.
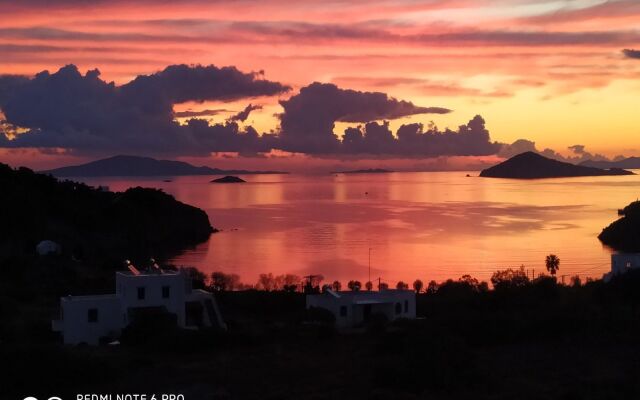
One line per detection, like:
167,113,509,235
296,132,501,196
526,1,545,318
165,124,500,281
211,175,246,183
480,151,634,179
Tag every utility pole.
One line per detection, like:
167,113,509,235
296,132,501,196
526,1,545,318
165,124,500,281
368,247,372,286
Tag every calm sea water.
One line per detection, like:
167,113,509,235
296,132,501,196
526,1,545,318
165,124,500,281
76,172,640,286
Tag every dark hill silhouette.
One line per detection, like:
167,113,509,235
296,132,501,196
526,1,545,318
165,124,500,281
0,163,214,265
599,201,640,251
211,175,246,183
42,155,286,177
480,151,634,179
580,157,640,170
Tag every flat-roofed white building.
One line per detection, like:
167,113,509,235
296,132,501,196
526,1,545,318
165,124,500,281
306,289,416,328
52,269,225,345
604,253,640,282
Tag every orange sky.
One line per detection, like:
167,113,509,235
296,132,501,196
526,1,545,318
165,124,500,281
1,0,639,170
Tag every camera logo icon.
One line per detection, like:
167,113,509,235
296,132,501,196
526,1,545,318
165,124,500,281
24,397,62,400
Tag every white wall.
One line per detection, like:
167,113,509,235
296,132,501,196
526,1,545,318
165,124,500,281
611,253,640,275
115,272,188,327
306,290,416,328
55,296,124,345
53,271,225,345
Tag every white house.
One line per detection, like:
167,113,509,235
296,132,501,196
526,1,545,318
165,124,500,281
603,253,640,282
306,289,416,328
52,268,225,345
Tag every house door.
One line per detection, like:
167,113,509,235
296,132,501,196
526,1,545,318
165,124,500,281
363,304,372,321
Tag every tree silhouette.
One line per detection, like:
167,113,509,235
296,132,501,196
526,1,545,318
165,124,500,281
332,280,342,291
545,254,560,276
347,280,362,291
210,271,241,291
426,280,439,294
396,281,409,290
413,279,424,293
365,281,373,291
490,266,529,291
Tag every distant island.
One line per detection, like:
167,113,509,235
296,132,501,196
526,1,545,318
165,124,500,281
599,201,640,251
480,152,634,179
580,157,640,170
42,155,287,177
334,168,394,174
211,175,246,183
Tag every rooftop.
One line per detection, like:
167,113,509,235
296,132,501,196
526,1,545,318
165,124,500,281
312,289,414,298
116,269,181,277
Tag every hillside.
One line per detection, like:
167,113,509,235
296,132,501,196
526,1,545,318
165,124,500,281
480,152,634,179
599,201,640,251
0,163,215,266
42,155,286,177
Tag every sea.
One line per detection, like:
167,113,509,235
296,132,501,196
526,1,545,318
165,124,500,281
75,171,640,286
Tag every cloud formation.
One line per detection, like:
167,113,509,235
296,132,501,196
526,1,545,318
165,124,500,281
228,104,262,122
499,139,614,164
623,49,640,59
278,82,451,153
335,116,500,157
1,64,503,159
0,64,288,155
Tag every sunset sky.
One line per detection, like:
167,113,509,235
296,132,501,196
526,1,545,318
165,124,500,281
1,0,639,171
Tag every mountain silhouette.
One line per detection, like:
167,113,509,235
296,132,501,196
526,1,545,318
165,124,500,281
42,155,287,177
579,157,640,170
480,152,634,179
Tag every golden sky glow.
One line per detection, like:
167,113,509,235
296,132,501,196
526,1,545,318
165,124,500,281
1,0,639,169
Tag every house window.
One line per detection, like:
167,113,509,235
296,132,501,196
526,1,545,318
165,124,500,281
627,262,632,268
340,306,347,317
404,300,409,313
137,286,146,300
162,286,170,299
88,308,98,323
395,302,401,315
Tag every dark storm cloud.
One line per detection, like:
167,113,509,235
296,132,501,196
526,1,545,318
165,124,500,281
623,49,640,59
228,104,262,122
335,116,500,157
0,75,29,104
0,64,288,155
122,64,289,104
278,82,451,154
1,64,503,158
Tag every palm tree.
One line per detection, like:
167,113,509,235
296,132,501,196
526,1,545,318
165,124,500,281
545,254,560,276
332,280,342,291
413,279,424,293
347,280,362,291
365,281,373,291
396,281,409,290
